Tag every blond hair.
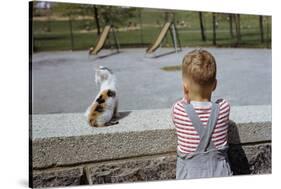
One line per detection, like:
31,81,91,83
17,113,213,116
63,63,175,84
182,49,216,86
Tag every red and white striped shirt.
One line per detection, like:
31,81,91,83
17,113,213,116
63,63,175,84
171,98,230,154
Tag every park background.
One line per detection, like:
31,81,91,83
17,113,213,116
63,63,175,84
31,1,272,114
32,1,271,52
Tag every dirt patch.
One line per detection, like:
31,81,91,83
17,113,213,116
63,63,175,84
161,65,181,72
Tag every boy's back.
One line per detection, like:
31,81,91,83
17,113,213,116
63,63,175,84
172,49,232,179
172,98,230,154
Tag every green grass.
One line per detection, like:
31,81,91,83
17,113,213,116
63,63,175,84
33,10,272,52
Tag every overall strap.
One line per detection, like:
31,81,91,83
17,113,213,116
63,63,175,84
197,102,219,152
184,104,205,138
184,102,220,153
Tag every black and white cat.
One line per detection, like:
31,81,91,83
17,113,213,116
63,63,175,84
85,66,119,127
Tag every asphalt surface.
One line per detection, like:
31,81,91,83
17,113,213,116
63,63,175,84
31,47,272,114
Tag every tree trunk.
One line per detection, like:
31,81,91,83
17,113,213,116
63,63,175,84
266,16,270,48
212,13,216,45
164,12,169,22
199,12,206,41
46,8,51,32
234,14,241,46
237,14,241,44
259,15,264,43
68,14,74,51
94,5,101,36
229,14,234,38
138,9,144,45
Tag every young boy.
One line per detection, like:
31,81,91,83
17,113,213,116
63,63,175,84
171,49,232,179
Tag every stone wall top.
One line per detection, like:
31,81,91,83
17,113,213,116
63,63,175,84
31,105,271,169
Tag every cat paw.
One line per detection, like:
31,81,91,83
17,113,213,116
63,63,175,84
104,120,119,126
113,112,121,119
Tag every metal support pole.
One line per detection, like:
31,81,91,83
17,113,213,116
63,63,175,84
170,24,178,52
174,23,182,51
111,27,120,52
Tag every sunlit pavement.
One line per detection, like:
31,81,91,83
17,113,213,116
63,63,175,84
31,48,271,114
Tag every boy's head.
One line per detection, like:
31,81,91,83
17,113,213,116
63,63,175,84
182,49,217,99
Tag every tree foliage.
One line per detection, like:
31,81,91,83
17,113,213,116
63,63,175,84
49,2,137,26
95,5,138,26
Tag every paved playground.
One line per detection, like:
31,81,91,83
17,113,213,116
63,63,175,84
31,48,271,114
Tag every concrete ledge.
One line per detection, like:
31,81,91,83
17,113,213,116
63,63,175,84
33,143,271,187
32,105,271,169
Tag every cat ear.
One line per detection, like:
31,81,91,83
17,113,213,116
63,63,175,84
100,72,108,80
95,69,101,85
94,66,99,75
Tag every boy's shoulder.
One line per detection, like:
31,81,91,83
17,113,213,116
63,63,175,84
171,98,188,120
215,98,230,104
215,98,231,110
172,98,186,108
172,98,230,109
171,98,187,115
173,98,230,104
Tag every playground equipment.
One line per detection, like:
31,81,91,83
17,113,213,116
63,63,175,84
146,22,181,58
89,25,120,57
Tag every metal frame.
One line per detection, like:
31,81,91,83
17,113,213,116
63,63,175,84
146,22,182,58
89,25,120,59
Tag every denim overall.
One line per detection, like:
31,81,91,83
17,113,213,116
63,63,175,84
176,102,232,179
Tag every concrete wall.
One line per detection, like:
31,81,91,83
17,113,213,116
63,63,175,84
31,105,271,188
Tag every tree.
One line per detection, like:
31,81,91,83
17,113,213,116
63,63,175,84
138,9,144,44
32,1,52,32
52,3,137,37
52,3,82,16
234,14,241,46
96,6,138,26
266,16,271,48
93,6,101,35
259,16,264,43
212,13,216,45
78,4,101,36
229,14,234,38
51,3,82,50
199,12,206,41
